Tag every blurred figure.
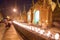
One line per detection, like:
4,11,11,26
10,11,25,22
0,17,12,30
5,17,12,30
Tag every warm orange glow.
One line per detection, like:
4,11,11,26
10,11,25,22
7,16,10,19
13,20,60,40
13,8,17,12
55,33,59,40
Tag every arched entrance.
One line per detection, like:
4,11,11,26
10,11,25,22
33,10,40,24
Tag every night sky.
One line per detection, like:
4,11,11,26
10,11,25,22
0,0,37,12
0,0,37,16
0,0,59,12
0,0,59,16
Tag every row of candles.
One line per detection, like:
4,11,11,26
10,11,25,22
13,20,60,40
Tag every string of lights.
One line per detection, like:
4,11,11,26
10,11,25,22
13,20,60,40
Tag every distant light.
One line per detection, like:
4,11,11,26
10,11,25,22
13,8,17,12
13,20,59,40
46,31,51,37
37,28,40,32
27,10,31,22
39,30,45,34
55,33,59,40
33,10,40,24
7,16,10,19
29,27,32,30
34,27,38,32
31,27,35,31
46,20,48,23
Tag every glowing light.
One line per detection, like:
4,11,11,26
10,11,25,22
26,26,30,29
34,27,38,32
35,28,41,32
37,28,40,31
29,27,32,30
13,8,17,12
31,27,35,31
27,10,31,21
46,20,48,23
13,21,28,29
7,16,10,19
46,31,51,37
39,30,45,34
13,20,58,40
55,33,59,40
28,15,31,21
33,10,40,24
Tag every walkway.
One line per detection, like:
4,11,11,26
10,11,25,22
0,23,23,40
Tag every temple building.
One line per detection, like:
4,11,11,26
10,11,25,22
27,0,52,27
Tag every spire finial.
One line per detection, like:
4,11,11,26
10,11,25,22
32,0,34,6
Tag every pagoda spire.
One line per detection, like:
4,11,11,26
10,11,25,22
32,0,34,6
23,4,26,14
31,0,34,23
24,4,25,12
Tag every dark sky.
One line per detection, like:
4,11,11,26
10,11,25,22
0,0,59,12
0,0,37,16
0,0,59,17
0,0,37,12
